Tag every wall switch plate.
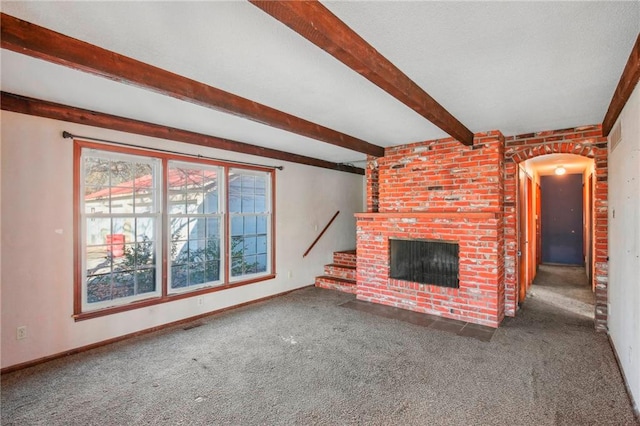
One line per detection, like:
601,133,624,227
17,326,27,340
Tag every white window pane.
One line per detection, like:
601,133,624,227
244,255,257,274
169,191,186,214
205,261,221,282
110,161,134,187
189,218,206,240
229,193,241,213
255,195,266,213
113,244,135,270
256,216,267,234
256,254,268,273
170,217,189,241
110,188,134,214
241,175,255,190
189,263,206,285
85,186,109,214
86,274,112,303
134,189,155,214
136,269,156,294
203,191,219,214
86,217,110,246
112,271,135,298
244,216,257,234
189,239,206,263
86,246,111,277
136,241,156,267
203,170,219,214
206,218,220,239
112,218,135,242
242,195,255,213
84,157,110,186
244,237,257,255
231,216,243,236
205,237,220,261
186,188,204,214
135,218,155,242
171,264,188,289
134,163,153,185
257,235,267,254
231,255,243,277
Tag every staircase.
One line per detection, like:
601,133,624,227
315,249,357,294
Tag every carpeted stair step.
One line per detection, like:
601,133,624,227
315,275,357,294
333,249,356,267
323,263,356,281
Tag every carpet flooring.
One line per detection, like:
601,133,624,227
2,265,638,425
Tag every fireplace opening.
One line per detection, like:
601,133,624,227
389,239,459,288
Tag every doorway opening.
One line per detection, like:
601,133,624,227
516,154,596,315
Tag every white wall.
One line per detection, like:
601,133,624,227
0,111,364,369
608,82,640,411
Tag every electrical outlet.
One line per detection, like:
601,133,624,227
16,326,27,340
197,297,204,306
287,270,293,279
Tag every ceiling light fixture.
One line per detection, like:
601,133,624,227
555,165,566,176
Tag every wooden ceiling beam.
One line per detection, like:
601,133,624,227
602,33,640,136
251,0,474,146
1,92,364,175
0,13,384,157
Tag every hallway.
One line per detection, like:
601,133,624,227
525,264,595,323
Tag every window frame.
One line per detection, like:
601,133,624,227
74,141,276,320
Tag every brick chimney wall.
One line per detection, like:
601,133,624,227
356,132,505,327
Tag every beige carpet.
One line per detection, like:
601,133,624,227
2,265,637,425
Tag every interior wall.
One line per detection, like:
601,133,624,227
608,82,640,412
0,111,364,369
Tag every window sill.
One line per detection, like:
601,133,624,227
73,273,276,321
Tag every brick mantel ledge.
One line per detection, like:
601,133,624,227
355,212,499,220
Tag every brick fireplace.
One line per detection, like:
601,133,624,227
356,132,505,327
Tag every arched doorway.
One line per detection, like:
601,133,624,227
516,154,596,321
503,126,609,331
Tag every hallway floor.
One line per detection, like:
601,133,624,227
525,264,596,321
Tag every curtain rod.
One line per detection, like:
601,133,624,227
62,131,284,170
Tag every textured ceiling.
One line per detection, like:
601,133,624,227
1,1,639,165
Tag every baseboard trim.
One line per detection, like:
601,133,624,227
607,334,640,421
1,285,313,375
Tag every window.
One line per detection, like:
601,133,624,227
229,169,271,280
168,162,223,292
76,142,274,318
81,150,162,311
